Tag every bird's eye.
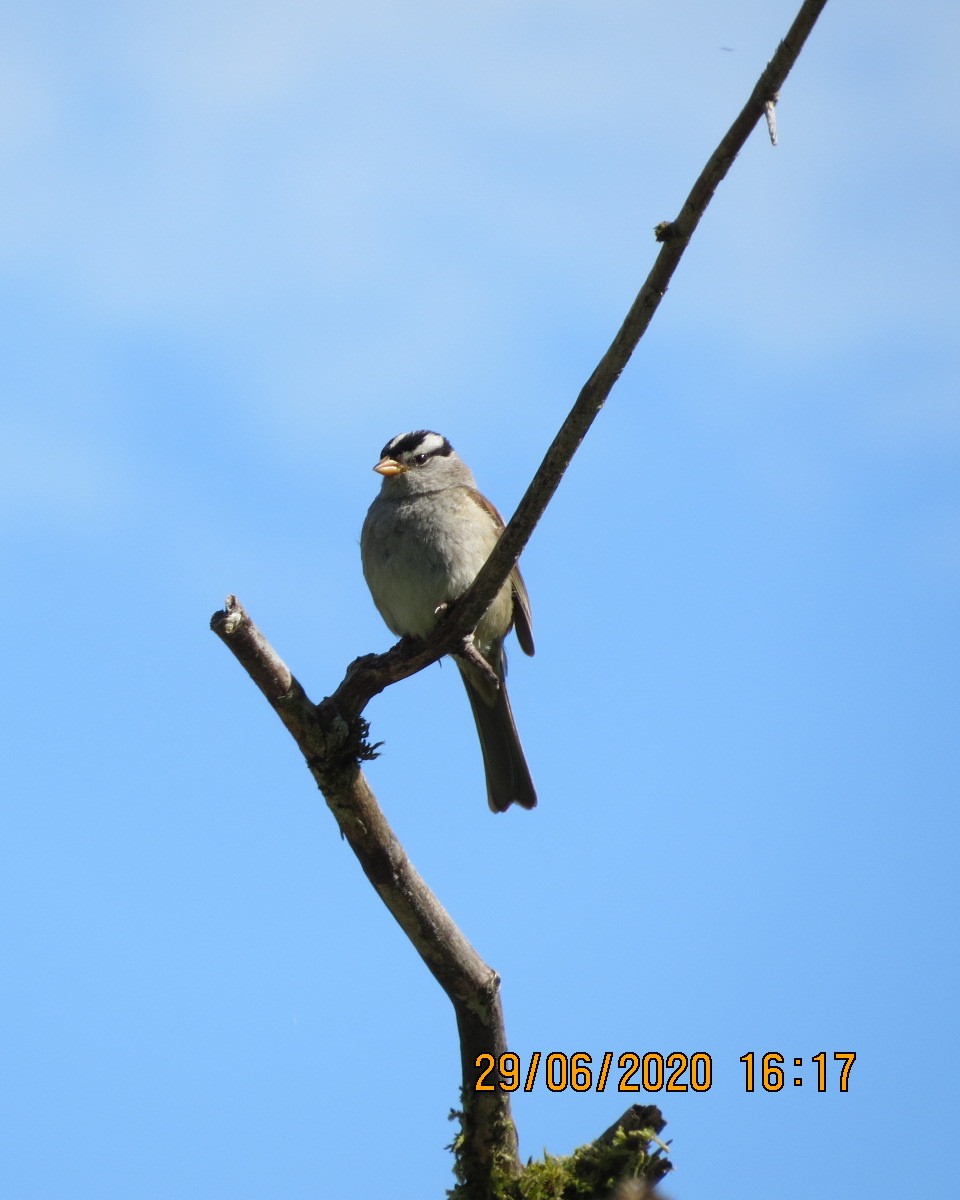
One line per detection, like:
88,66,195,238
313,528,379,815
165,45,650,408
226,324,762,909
414,453,428,465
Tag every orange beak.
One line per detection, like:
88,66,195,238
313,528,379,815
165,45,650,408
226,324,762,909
373,456,406,477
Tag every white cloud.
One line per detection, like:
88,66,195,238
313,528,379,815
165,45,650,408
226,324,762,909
0,0,956,465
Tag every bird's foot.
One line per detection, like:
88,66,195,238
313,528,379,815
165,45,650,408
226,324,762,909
457,636,501,695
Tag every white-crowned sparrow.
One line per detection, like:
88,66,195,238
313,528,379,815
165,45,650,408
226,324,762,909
360,430,536,812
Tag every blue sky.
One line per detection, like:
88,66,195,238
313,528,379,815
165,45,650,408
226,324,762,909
2,2,957,1197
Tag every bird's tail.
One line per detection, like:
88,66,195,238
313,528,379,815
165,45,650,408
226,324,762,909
459,666,537,812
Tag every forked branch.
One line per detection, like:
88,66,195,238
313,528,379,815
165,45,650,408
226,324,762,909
210,596,520,1190
212,3,831,1195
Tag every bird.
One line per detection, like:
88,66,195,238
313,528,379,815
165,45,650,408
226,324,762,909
360,430,536,812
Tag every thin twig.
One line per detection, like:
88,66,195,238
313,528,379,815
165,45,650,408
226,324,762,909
323,0,831,724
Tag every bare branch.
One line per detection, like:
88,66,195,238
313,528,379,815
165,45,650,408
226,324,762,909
447,0,829,638
322,0,831,725
212,3,832,1193
210,596,520,1186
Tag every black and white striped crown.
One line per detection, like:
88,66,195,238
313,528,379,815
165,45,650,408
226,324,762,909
380,430,454,463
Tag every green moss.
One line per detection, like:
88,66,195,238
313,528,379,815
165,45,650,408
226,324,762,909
448,1113,672,1200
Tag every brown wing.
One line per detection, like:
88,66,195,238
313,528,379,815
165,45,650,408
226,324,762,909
467,487,535,658
510,564,535,657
